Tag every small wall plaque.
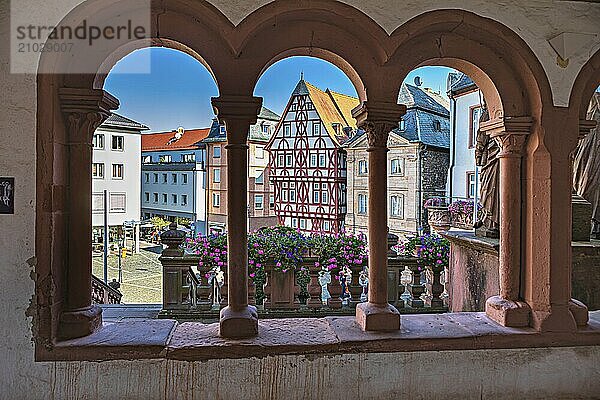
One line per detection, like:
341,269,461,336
0,178,15,214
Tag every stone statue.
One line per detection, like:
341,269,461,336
339,266,352,305
474,104,500,238
208,266,225,307
573,92,600,238
359,267,369,302
318,267,332,305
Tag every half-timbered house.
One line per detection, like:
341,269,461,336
265,77,360,233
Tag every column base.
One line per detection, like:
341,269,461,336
219,305,259,338
530,304,577,333
58,305,103,340
485,296,530,327
355,302,400,331
569,299,589,327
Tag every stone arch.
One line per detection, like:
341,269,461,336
570,48,600,120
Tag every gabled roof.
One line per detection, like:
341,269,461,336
303,80,360,145
393,108,450,149
397,83,450,117
141,127,210,151
449,73,477,96
100,112,149,131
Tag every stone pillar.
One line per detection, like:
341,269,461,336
481,117,532,327
352,101,405,331
58,88,119,339
211,95,262,338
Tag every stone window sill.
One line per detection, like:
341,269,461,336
43,312,600,362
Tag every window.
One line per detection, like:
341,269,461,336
313,123,321,135
282,187,288,202
390,195,404,218
292,218,298,228
162,173,168,183
255,195,264,210
144,192,149,202
300,219,307,229
255,171,264,184
220,126,226,135
92,163,104,179
144,173,149,183
469,106,482,148
284,124,291,137
318,154,326,167
310,154,317,167
182,153,195,162
153,193,158,203
261,124,270,134
92,193,104,213
399,119,405,131
159,154,172,163
92,134,104,149
182,194,188,206
290,104,297,111
433,120,441,131
142,155,152,163
213,193,220,207
313,183,320,203
172,194,177,204
358,193,367,214
255,146,264,159
109,193,126,212
390,158,404,175
358,160,368,175
111,135,124,151
467,171,476,198
162,193,167,204
182,174,188,184
321,183,328,204
289,188,296,202
323,221,330,231
332,123,341,135
286,154,293,167
214,168,221,183
278,154,285,167
213,146,221,158
111,164,123,179
269,195,275,209
172,173,177,184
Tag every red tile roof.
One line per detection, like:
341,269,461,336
141,128,210,151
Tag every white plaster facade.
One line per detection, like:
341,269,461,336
2,1,600,398
91,115,146,228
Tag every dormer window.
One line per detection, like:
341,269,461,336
262,124,270,134
220,125,226,135
433,120,441,131
332,123,341,135
399,119,405,131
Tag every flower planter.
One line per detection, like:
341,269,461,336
451,211,474,230
263,264,299,309
427,206,451,232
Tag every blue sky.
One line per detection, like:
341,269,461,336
105,48,456,132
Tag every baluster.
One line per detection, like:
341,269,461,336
328,271,343,309
307,262,322,309
263,263,273,309
349,263,363,307
407,261,425,308
425,264,445,308
293,269,301,308
197,263,212,311
248,278,256,306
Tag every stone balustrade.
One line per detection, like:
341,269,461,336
91,275,123,305
158,226,448,320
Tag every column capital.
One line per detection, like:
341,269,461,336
351,101,406,148
480,116,533,158
579,119,597,140
59,88,119,143
211,95,263,144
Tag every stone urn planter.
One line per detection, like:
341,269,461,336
427,206,451,232
263,264,299,309
451,211,474,230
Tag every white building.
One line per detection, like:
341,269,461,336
446,73,482,201
141,127,209,235
91,113,148,233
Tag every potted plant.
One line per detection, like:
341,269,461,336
424,197,450,232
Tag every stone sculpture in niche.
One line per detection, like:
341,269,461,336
359,267,369,302
573,92,600,239
474,104,500,238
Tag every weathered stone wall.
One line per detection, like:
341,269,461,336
573,242,600,311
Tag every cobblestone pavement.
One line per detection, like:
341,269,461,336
92,242,163,304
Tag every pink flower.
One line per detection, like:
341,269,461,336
258,250,264,255
249,273,255,278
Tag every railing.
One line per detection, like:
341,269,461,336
91,275,123,305
158,227,449,319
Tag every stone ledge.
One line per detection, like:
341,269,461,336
39,312,600,362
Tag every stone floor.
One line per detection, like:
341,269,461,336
92,241,163,304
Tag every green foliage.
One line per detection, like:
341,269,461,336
398,234,450,271
150,217,169,230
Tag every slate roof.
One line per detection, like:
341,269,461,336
141,128,210,151
345,83,450,149
100,113,149,131
449,73,477,95
397,83,449,117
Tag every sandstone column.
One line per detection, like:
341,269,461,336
482,117,532,327
58,88,118,339
352,102,405,331
211,95,262,338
